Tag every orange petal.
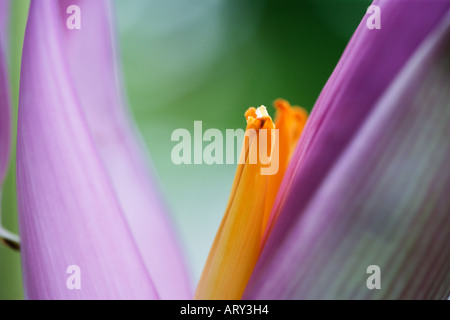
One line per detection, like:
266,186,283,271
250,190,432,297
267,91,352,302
195,102,307,300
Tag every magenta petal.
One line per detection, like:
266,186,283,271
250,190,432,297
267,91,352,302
256,0,450,283
50,0,191,299
264,0,450,252
245,9,450,299
17,0,158,299
0,0,11,185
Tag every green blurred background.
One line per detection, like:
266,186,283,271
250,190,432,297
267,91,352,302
0,0,370,299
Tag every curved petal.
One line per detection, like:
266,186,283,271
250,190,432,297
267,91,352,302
245,8,450,299
261,0,450,247
55,0,191,299
17,0,158,299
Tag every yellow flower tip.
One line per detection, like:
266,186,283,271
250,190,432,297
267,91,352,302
272,98,308,157
273,98,290,112
195,99,308,301
246,106,275,131
274,98,308,127
245,107,257,120
256,105,269,118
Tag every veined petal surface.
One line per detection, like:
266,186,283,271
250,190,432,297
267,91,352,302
245,8,450,300
17,0,159,300
56,0,191,299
